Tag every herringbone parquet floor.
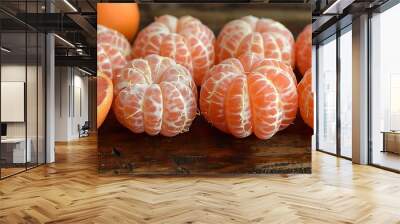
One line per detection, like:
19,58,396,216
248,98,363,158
0,136,400,224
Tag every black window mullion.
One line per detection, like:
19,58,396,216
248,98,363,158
24,0,28,171
36,0,39,167
315,45,320,151
336,28,341,157
367,11,373,165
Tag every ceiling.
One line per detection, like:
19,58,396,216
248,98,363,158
311,0,391,43
0,0,97,73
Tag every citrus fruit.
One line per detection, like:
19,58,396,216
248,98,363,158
97,44,113,79
295,24,312,76
97,3,140,42
132,15,215,86
298,69,313,128
216,15,295,67
97,25,131,58
97,73,113,128
113,54,197,137
97,25,130,78
98,43,128,78
200,53,298,139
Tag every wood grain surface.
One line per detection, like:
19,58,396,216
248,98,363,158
99,113,312,175
1,136,400,223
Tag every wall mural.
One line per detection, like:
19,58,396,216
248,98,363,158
97,3,313,175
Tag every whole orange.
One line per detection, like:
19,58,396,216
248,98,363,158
97,3,140,42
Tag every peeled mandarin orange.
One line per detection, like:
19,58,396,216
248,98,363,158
98,25,131,58
97,44,113,79
298,69,313,128
200,53,298,139
132,15,215,86
97,73,113,128
113,54,197,137
98,43,128,78
97,3,140,41
295,24,312,76
97,25,130,78
216,16,295,67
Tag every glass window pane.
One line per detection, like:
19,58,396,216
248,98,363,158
340,29,352,158
317,37,337,154
1,30,27,177
371,4,400,171
27,31,38,169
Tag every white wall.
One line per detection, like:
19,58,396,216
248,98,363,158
1,65,41,138
54,67,89,141
1,64,46,164
55,66,70,141
1,66,25,138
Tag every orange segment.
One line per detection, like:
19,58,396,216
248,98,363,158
173,81,197,132
113,84,146,133
200,70,238,133
113,59,151,96
295,24,312,76
132,22,169,58
298,69,313,128
200,53,298,139
160,33,193,74
112,55,197,137
99,44,128,76
225,75,252,138
247,72,282,139
252,59,298,130
143,84,163,136
97,45,113,79
97,25,131,58
255,17,294,45
216,16,295,67
97,73,113,128
216,19,252,63
237,33,265,58
160,82,186,137
132,15,215,86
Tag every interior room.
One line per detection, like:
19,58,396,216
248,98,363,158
313,0,400,172
0,0,399,223
370,3,400,171
0,0,96,179
0,4,46,178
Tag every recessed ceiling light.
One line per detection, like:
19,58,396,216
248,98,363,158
1,47,11,53
54,34,75,48
322,0,354,15
63,0,78,12
78,67,93,76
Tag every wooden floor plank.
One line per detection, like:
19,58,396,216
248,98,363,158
0,136,399,224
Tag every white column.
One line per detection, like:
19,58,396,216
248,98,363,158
352,14,369,164
46,32,55,163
